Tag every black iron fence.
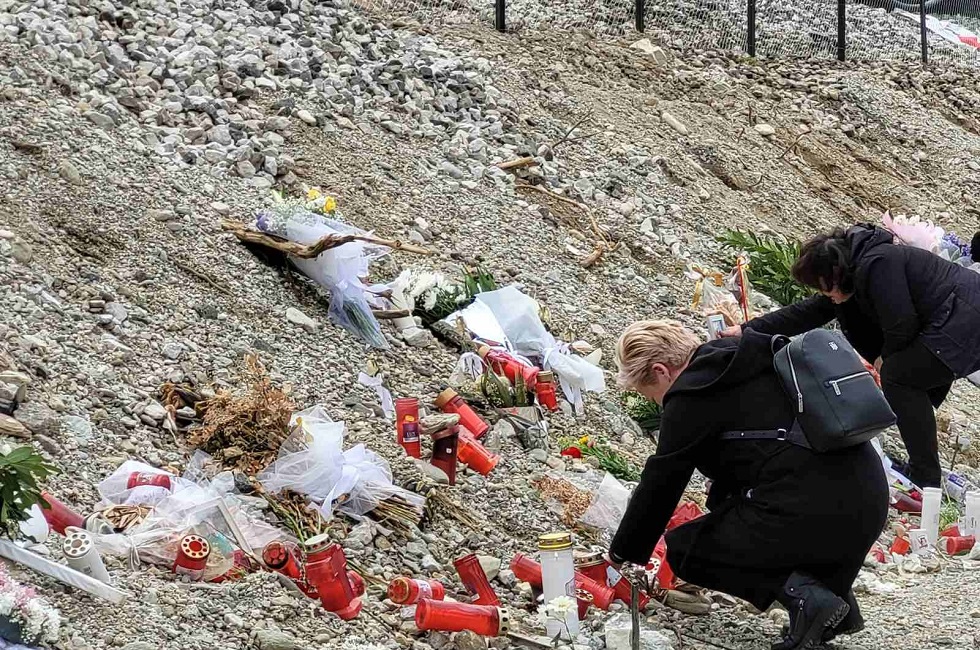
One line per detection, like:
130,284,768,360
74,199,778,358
349,0,979,65
481,0,980,66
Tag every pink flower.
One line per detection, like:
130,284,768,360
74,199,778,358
882,211,944,253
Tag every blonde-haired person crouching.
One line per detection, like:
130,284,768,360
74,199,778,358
607,321,887,650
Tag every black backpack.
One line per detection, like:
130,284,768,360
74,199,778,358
721,329,896,452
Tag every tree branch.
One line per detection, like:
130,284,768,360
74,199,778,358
220,220,432,257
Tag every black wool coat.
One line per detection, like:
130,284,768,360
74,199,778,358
609,331,888,609
744,224,980,378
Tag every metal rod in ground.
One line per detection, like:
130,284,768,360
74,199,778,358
747,0,757,57
635,0,645,32
630,579,640,650
837,0,846,61
919,0,928,65
495,0,506,32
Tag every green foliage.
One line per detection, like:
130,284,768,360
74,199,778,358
558,435,641,482
0,446,57,538
939,498,960,531
583,444,640,482
717,229,814,307
461,266,497,302
620,391,662,434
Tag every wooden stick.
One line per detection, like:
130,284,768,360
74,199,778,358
551,109,595,149
174,260,234,297
514,183,589,211
371,308,411,320
580,244,606,268
220,220,431,257
507,632,552,649
496,156,538,171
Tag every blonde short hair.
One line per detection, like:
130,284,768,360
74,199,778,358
615,320,700,389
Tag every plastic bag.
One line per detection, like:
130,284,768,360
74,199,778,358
256,210,389,348
469,286,605,414
97,461,196,507
258,418,346,502
686,266,741,325
579,473,631,532
357,372,395,420
258,406,423,521
94,463,286,577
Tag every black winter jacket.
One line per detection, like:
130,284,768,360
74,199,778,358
608,330,887,567
744,225,980,378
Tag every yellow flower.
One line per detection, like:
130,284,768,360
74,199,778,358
578,435,590,446
323,196,337,213
306,188,322,201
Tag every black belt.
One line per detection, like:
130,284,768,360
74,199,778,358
719,420,811,449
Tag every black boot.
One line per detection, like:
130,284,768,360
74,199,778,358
771,573,849,650
822,590,864,641
782,589,865,642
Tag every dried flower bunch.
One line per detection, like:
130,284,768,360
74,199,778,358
188,355,295,474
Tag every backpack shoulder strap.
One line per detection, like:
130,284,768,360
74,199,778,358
770,334,792,356
719,420,810,449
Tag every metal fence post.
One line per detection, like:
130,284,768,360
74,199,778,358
495,0,505,32
747,0,756,57
635,0,645,32
837,0,846,62
919,0,928,64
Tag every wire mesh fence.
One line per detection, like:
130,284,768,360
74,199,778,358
343,0,980,66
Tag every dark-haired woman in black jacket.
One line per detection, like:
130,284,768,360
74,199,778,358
721,224,980,488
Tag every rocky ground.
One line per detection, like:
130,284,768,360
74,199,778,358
1,0,980,649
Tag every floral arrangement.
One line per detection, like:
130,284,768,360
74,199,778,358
255,186,339,236
254,188,391,348
620,391,662,435
882,212,977,270
392,266,497,326
558,434,640,482
941,232,972,263
882,212,945,253
0,565,60,645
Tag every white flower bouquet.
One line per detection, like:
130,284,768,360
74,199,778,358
0,565,60,646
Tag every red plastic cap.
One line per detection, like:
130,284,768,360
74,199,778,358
388,577,411,604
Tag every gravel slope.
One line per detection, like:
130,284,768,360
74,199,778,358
1,1,979,649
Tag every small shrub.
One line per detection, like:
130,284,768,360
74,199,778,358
717,229,813,307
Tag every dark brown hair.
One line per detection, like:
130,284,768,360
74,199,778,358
791,228,855,294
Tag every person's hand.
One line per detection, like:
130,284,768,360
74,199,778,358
874,357,883,372
719,325,742,339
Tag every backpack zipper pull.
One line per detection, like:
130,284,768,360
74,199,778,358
797,393,803,413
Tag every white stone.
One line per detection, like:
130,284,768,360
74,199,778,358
477,555,501,581
285,307,316,330
754,123,776,136
296,110,316,125
630,39,668,65
605,613,674,650
143,402,167,421
661,112,688,135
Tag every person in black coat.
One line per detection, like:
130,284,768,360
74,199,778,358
720,224,980,488
607,320,887,650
